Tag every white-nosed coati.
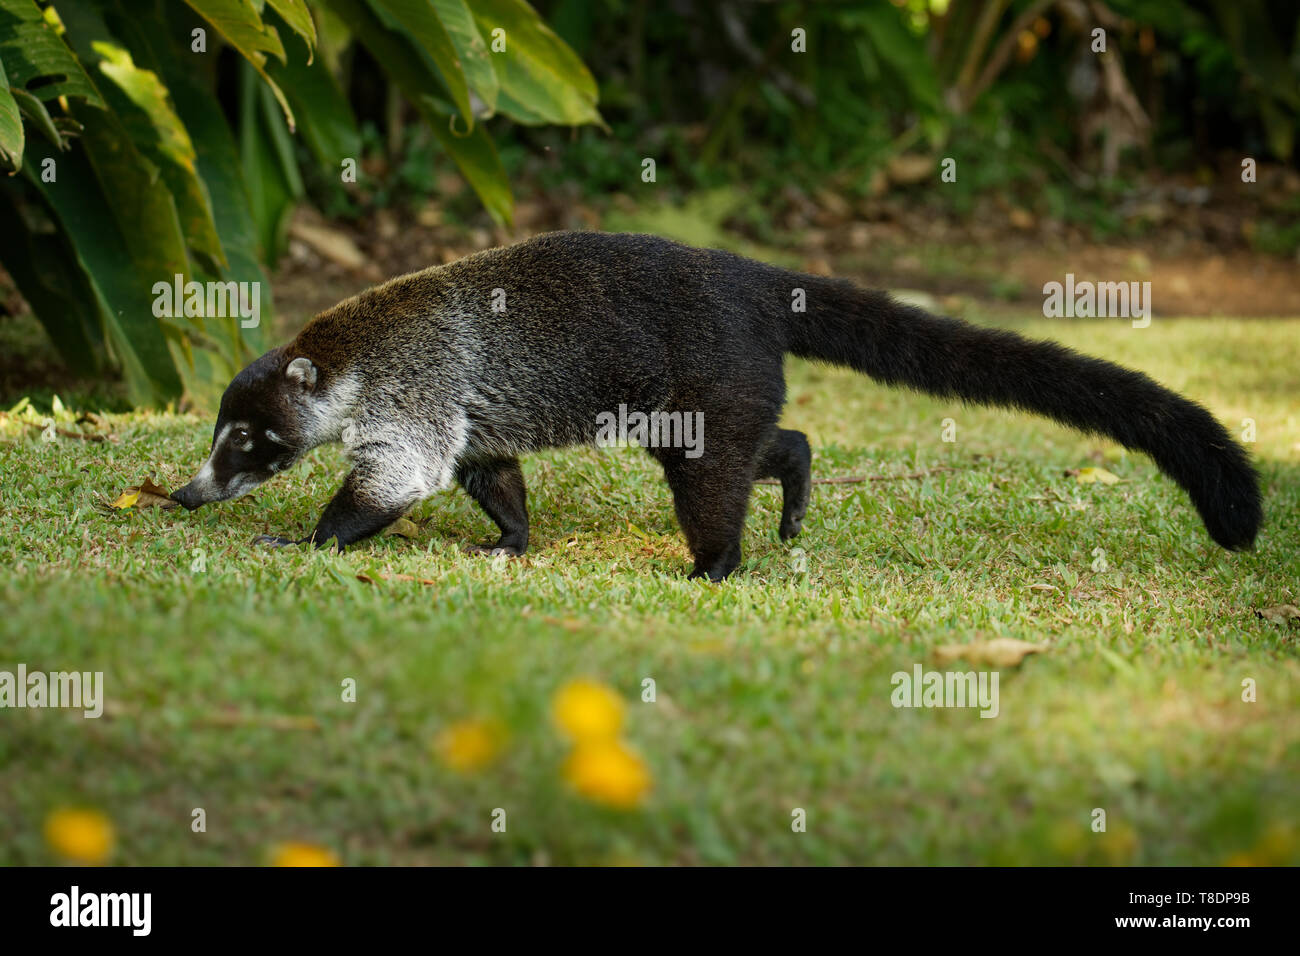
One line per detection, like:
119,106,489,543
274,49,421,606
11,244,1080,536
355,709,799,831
171,231,1262,580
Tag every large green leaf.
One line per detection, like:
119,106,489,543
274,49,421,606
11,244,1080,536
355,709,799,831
0,0,104,106
312,0,355,76
265,26,361,166
423,94,511,225
10,85,73,151
0,0,596,405
431,0,497,114
182,0,295,129
53,0,228,274
325,0,513,224
265,0,317,56
470,0,599,126
370,0,474,129
1,0,202,403
92,41,227,270
120,1,268,371
240,59,301,263
0,1,224,403
71,104,196,361
0,54,22,170
22,129,184,405
162,74,269,373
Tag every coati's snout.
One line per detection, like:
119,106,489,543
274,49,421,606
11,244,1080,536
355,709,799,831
173,348,316,510
169,481,207,511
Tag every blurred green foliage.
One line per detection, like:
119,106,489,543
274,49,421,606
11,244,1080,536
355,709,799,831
0,0,599,407
514,1,1298,213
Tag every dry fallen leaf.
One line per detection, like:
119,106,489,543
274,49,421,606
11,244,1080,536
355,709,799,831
542,616,584,632
111,476,177,510
933,638,1048,668
1256,604,1300,626
356,572,438,586
26,421,112,442
196,711,319,731
887,153,935,186
1072,466,1120,486
289,219,372,272
1008,207,1036,231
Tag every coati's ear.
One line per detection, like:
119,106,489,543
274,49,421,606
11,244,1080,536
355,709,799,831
285,356,317,390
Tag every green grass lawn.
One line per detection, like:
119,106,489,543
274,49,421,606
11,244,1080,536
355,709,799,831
2,313,1298,865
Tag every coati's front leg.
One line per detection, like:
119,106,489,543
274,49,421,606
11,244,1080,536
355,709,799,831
755,428,812,540
255,453,429,551
456,457,529,556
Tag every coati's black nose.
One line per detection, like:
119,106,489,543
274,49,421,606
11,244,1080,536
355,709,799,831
170,484,203,511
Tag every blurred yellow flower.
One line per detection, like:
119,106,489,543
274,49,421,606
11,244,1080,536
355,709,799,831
44,808,114,864
553,678,624,742
434,718,507,773
563,739,651,809
271,842,341,867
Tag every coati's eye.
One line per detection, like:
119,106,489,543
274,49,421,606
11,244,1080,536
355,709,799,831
233,426,253,451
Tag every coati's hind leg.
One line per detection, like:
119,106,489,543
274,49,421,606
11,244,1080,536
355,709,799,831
755,428,812,540
456,457,529,556
655,450,759,582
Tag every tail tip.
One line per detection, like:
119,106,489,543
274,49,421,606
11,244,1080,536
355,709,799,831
1201,486,1263,552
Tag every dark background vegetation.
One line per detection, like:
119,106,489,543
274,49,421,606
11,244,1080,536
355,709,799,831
342,0,1300,247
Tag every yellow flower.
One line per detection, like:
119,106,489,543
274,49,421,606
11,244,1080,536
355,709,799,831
563,739,651,809
271,842,341,867
553,679,624,742
433,718,506,773
44,808,114,864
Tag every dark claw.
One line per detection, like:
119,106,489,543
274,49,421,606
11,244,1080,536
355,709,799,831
252,534,298,549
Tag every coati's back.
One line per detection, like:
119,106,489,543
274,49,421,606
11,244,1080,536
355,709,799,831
434,229,792,383
291,231,794,453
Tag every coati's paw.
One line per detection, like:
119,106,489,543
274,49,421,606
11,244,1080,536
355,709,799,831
687,566,731,583
687,549,741,582
779,512,805,541
252,534,299,549
462,541,526,558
